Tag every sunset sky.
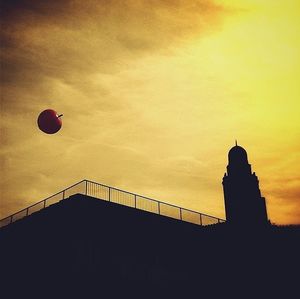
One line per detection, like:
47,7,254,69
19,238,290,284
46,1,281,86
1,0,299,225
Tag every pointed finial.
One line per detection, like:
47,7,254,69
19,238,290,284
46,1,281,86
235,140,238,146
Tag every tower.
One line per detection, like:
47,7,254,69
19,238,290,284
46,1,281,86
222,142,268,225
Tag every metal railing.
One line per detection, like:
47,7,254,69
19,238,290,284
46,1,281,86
0,179,225,228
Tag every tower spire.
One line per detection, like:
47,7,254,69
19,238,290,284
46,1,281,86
235,140,238,146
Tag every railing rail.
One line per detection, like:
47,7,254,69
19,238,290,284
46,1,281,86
0,179,225,228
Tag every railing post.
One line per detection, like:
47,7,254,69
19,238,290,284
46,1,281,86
134,194,137,208
200,214,203,226
10,215,13,224
108,187,111,202
43,200,46,208
158,202,160,215
85,180,88,195
180,208,182,220
26,208,29,216
63,190,65,199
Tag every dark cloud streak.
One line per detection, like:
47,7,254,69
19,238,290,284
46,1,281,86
0,0,226,119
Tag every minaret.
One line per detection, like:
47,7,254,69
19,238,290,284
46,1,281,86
222,142,268,225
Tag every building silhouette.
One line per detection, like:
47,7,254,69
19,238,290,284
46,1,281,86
222,142,268,225
0,148,299,297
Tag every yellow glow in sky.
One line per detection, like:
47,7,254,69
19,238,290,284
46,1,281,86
0,0,299,224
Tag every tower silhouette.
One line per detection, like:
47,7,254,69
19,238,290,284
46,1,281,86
222,142,268,225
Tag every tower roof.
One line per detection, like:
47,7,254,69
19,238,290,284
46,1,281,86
228,143,248,164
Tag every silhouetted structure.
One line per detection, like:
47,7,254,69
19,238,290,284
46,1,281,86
0,194,299,298
222,142,268,225
0,179,224,228
1,148,299,298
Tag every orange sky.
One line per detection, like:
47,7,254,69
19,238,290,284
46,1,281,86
1,0,300,225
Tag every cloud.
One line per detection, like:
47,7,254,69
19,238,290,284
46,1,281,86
1,2,297,225
0,0,224,82
0,0,226,134
0,0,227,218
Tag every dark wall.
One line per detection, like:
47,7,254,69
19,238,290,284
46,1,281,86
0,194,299,298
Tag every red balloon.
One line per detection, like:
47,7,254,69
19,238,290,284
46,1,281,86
37,109,63,134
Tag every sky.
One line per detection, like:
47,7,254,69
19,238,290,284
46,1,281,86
0,0,299,225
